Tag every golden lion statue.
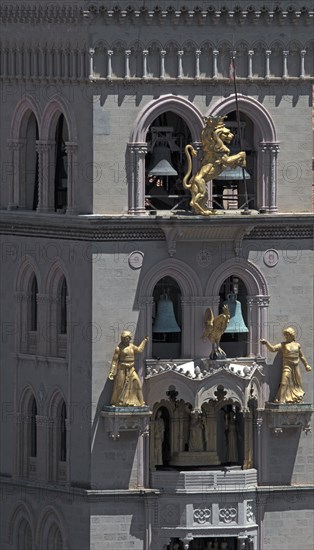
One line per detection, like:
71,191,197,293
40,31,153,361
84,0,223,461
183,116,246,216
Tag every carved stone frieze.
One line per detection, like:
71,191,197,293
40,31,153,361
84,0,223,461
265,402,313,434
101,406,151,440
193,507,211,525
219,505,238,524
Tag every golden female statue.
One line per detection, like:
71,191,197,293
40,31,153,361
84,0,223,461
108,331,148,407
261,327,312,404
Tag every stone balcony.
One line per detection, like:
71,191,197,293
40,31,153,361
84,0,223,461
150,468,257,493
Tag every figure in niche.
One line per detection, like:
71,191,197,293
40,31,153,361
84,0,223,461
108,331,148,407
261,327,312,403
189,412,205,452
224,405,238,463
154,410,165,466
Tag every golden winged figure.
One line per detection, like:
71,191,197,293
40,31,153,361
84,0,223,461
202,305,230,359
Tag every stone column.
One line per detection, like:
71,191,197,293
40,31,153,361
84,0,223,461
36,140,55,213
138,296,154,363
246,297,255,357
177,50,184,78
36,415,51,481
14,292,27,352
124,49,131,79
248,50,254,79
36,294,49,356
25,48,31,78
243,408,253,469
143,49,149,78
40,47,46,78
282,50,289,79
107,50,113,79
300,49,306,79
88,48,94,80
79,49,85,79
65,142,78,214
259,142,279,213
195,49,201,79
160,50,166,79
127,143,147,214
265,50,271,79
7,139,25,209
180,297,194,357
213,49,219,79
33,48,38,78
3,47,8,78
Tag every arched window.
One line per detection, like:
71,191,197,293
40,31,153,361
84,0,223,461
59,278,67,335
30,397,37,458
219,275,249,358
152,276,182,359
145,111,191,212
54,114,69,212
49,395,68,483
16,518,33,550
47,524,63,550
212,111,256,211
59,402,67,463
30,276,38,332
25,112,39,211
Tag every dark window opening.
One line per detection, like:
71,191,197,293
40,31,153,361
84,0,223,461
30,398,37,457
60,278,68,335
54,114,68,211
145,112,191,212
30,276,38,331
59,402,67,462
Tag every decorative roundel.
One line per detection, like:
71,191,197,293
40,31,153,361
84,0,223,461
263,249,279,267
197,249,212,267
128,250,144,269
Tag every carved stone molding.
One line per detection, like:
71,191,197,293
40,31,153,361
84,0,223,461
265,402,314,435
101,406,151,440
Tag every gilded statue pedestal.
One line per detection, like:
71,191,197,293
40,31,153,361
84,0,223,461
101,405,151,440
170,451,220,467
265,402,313,435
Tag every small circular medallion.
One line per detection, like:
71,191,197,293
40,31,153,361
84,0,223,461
128,251,144,269
263,249,279,267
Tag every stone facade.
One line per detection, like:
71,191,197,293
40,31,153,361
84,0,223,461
0,2,313,549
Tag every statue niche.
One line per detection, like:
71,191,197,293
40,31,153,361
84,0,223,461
217,404,243,466
152,406,171,467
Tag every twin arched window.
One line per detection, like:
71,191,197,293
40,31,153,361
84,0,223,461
18,269,68,357
9,102,75,214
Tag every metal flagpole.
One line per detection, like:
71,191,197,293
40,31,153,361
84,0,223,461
230,51,250,213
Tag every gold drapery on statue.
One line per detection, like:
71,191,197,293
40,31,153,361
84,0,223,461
261,327,312,404
108,331,148,407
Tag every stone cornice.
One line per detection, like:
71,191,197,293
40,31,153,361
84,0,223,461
0,2,313,25
0,212,312,242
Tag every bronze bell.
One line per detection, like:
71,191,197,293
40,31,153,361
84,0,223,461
153,293,181,333
148,146,178,177
223,292,249,333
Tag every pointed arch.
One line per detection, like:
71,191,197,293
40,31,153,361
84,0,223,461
8,502,35,547
128,95,204,214
41,96,77,142
17,387,38,478
138,258,203,358
15,259,41,354
205,257,269,357
36,506,69,550
209,94,279,212
46,262,70,358
48,389,68,483
130,94,203,144
10,95,41,140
